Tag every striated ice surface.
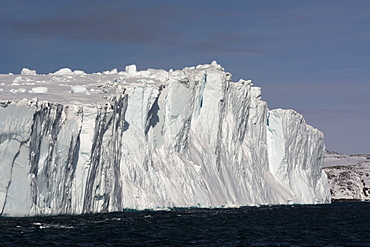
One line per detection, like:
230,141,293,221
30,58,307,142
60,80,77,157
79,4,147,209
0,62,330,216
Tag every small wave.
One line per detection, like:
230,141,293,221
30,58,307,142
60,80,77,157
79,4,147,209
32,222,74,229
111,217,122,221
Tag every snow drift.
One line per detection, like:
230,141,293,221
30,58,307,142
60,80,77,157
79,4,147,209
0,62,330,216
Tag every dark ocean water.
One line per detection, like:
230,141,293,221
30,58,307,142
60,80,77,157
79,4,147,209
0,202,369,246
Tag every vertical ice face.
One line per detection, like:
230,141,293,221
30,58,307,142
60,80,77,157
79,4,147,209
266,109,330,204
0,101,35,216
0,63,330,216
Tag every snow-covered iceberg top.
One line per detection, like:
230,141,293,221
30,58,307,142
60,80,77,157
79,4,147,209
0,61,229,105
0,62,330,217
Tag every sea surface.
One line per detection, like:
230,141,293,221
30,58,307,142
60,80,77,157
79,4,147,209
0,202,369,246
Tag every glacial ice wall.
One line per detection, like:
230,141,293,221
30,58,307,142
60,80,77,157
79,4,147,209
0,62,330,216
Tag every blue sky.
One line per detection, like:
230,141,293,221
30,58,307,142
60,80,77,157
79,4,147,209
1,0,369,154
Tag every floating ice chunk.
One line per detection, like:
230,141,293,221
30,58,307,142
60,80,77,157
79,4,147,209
125,64,137,76
70,85,87,93
21,68,37,75
31,87,48,94
53,68,74,75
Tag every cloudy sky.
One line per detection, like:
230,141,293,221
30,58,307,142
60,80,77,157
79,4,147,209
1,0,369,154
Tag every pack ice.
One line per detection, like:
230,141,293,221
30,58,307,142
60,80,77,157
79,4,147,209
0,62,330,216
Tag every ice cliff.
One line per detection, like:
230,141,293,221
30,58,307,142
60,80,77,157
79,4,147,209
0,62,330,216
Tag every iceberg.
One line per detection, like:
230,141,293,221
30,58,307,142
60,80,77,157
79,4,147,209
323,151,370,201
0,62,330,216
